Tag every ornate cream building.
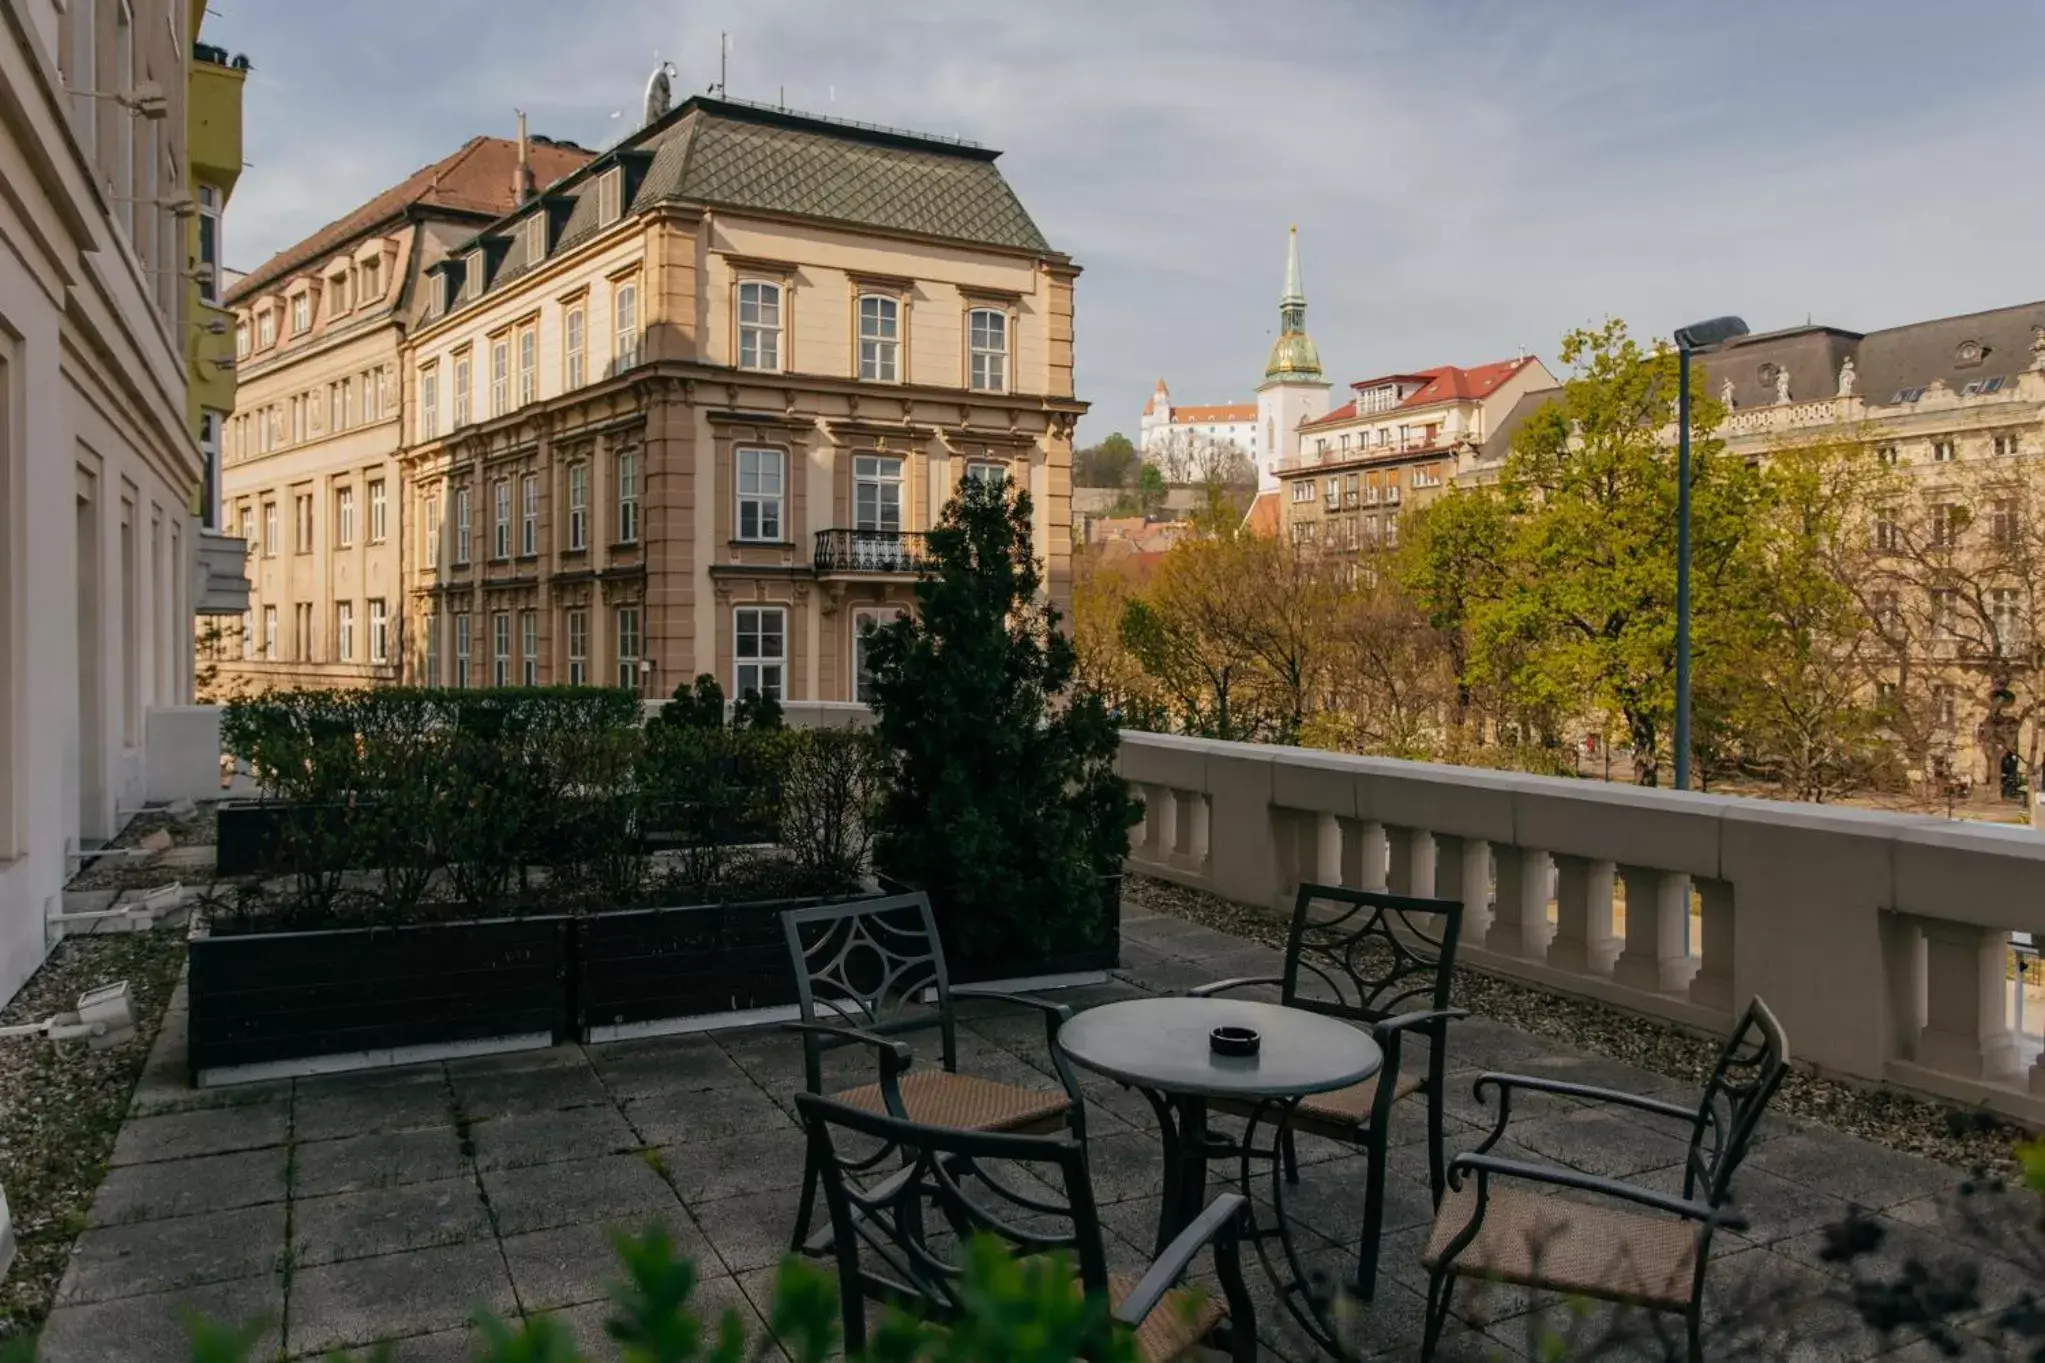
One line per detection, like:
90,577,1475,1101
399,93,1082,704
214,130,594,691
1,0,228,1001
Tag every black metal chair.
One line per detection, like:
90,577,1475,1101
1419,997,1790,1363
781,892,1087,1254
1190,881,1466,1302
796,1085,1257,1362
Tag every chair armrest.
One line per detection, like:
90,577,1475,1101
949,988,1088,1142
1448,1153,1746,1231
949,986,1073,1024
1113,1192,1249,1329
1473,1072,1697,1124
1187,976,1284,999
781,1021,913,1117
1374,1007,1468,1038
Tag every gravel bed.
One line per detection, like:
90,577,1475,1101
1126,874,2030,1178
0,929,188,1340
65,801,220,893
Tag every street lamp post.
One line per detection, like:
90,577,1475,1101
1671,316,1749,791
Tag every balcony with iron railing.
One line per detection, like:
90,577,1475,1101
812,528,931,575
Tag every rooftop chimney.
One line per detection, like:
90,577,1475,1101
513,109,536,204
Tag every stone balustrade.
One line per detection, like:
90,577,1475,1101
1118,730,2045,1126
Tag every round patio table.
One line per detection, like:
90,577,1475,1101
1059,997,1382,1354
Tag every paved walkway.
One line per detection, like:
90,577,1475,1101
35,904,1988,1362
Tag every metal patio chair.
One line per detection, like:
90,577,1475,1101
1190,880,1466,1300
796,1084,1257,1362
1419,997,1790,1363
781,891,1086,1254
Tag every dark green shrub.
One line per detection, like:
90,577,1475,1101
864,476,1141,962
732,687,785,732
651,674,727,731
780,726,881,892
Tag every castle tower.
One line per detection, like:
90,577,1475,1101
1254,226,1331,490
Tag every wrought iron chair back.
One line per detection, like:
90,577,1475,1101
794,1091,1109,1351
1280,882,1462,1026
1680,997,1790,1205
782,893,958,1098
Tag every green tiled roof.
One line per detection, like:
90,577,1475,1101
654,114,1049,254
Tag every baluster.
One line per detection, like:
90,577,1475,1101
1434,835,1493,941
1316,812,1344,886
1171,788,1210,873
1385,825,1436,897
1614,867,1698,994
1688,878,1735,1012
1547,855,1618,977
1486,845,1553,959
1916,919,2021,1081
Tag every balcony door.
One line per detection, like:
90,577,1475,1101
851,456,904,570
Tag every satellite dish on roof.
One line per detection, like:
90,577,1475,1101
643,61,677,127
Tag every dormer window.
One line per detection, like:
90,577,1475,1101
290,293,310,336
257,309,276,348
358,255,381,302
597,169,622,227
434,271,451,316
327,271,351,315
524,216,546,264
464,250,484,299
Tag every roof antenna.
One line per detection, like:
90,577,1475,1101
712,32,728,98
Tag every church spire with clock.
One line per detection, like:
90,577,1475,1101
1253,225,1332,490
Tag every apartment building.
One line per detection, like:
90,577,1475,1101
1,0,208,1001
215,131,594,690
401,94,1083,704
1270,355,1555,550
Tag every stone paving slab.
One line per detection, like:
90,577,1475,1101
32,902,1990,1363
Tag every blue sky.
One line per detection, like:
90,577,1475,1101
213,0,2045,443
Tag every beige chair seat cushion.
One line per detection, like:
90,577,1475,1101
834,1069,1070,1132
1108,1272,1227,1363
1214,1068,1424,1132
1422,1179,1702,1310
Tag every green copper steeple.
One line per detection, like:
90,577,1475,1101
1264,224,1324,382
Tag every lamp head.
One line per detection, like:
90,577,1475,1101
1674,316,1749,352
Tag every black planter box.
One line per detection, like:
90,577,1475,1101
575,892,874,1039
187,914,571,1079
214,799,361,878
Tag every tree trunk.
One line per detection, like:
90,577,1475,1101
1629,712,1659,786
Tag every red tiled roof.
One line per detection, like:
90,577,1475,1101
1242,489,1282,538
1304,357,1535,431
1169,402,1256,424
228,135,597,303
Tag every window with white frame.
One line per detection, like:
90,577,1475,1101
613,280,640,372
524,216,546,266
736,447,784,541
453,353,472,427
853,606,908,704
1292,480,1314,503
263,605,278,659
258,310,276,348
616,606,641,690
235,320,249,358
336,486,356,548
567,463,588,550
454,486,472,564
419,366,438,441
565,304,586,389
377,366,391,419
596,169,622,226
369,599,388,664
735,606,786,702
490,337,509,417
290,293,309,336
368,480,387,543
263,501,278,557
1994,433,2020,458
520,473,538,555
336,600,355,661
965,461,1007,489
567,609,588,686
521,610,539,685
492,612,510,686
423,609,440,685
1933,439,1955,463
853,455,903,532
493,480,511,558
1993,588,2023,653
425,493,442,569
454,612,471,687
616,448,639,543
517,326,536,407
968,307,1008,393
1936,683,1957,728
737,280,782,371
858,295,899,382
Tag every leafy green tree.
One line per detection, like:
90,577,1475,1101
1135,463,1167,517
1482,319,1766,784
1395,489,1513,736
1074,431,1138,488
864,476,1140,962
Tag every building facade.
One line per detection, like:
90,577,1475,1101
1,0,209,1001
213,131,594,691
1270,355,1555,549
1137,382,1258,472
399,95,1082,706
